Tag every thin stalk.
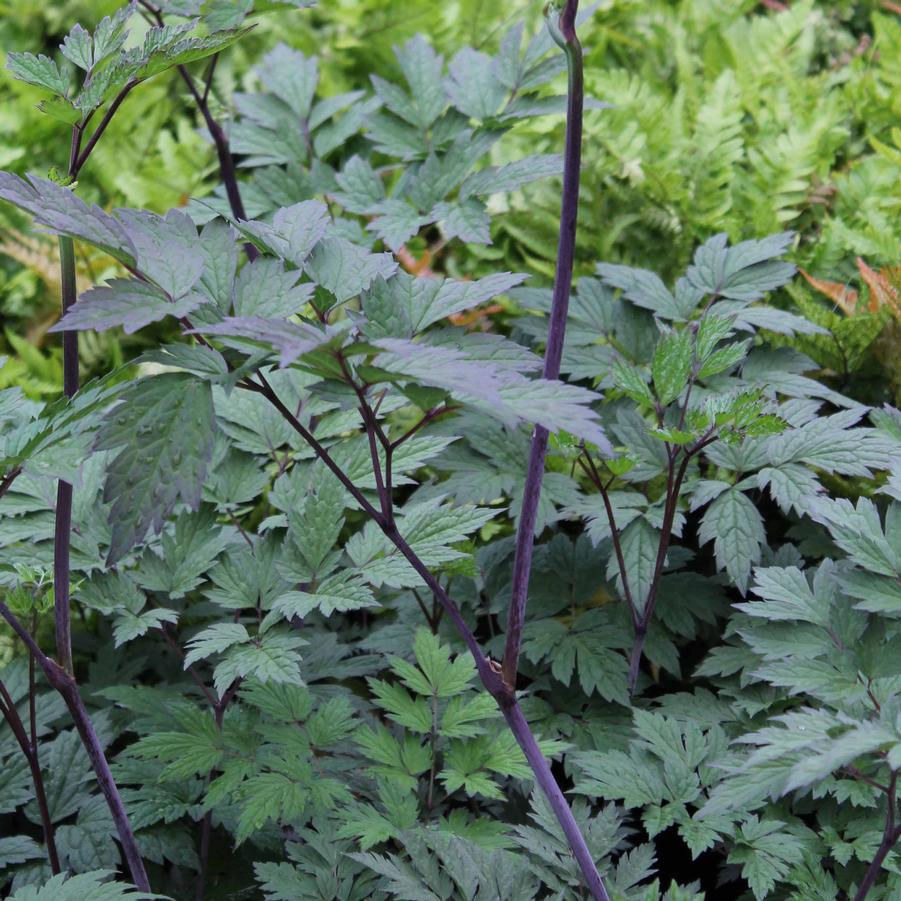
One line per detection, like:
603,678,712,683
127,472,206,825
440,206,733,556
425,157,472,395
0,466,21,500
246,374,610,899
623,431,718,693
0,602,150,891
854,772,900,901
504,703,610,901
577,453,638,630
146,1,256,256
54,229,77,676
502,0,584,689
196,685,236,901
426,692,439,812
181,66,253,239
0,677,61,874
73,81,140,176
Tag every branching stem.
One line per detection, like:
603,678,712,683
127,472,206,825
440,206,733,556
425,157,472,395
854,771,901,901
0,602,150,890
0,676,61,874
243,369,610,900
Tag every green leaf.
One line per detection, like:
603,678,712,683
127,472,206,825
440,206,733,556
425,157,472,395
7,871,159,901
132,718,224,779
687,232,796,302
738,566,831,627
430,200,491,244
60,24,94,71
0,835,43,868
334,156,386,213
445,48,506,119
391,629,477,698
459,155,562,198
698,488,765,593
811,497,900,576
91,6,133,66
7,53,69,94
214,630,306,696
597,263,685,320
50,280,204,334
0,173,135,265
305,236,397,305
267,572,378,621
728,817,807,900
233,259,314,318
95,373,216,563
652,328,693,405
194,316,333,367
613,359,654,406
255,44,318,118
367,200,430,251
238,200,330,266
697,340,749,379
368,680,432,733
134,508,228,598
607,516,661,615
366,271,525,335
372,337,610,449
136,27,254,80
184,622,250,668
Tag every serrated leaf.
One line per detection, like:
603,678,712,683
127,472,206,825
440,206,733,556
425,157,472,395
430,200,491,244
652,328,693,405
255,43,318,118
60,24,94,71
607,516,661,615
367,200,430,251
459,154,562,199
597,263,684,320
305,236,397,305
193,316,332,367
0,173,136,265
7,871,158,901
238,200,330,266
698,488,765,593
49,280,203,334
184,622,250,668
268,572,378,621
7,53,69,94
687,232,796,302
94,373,216,563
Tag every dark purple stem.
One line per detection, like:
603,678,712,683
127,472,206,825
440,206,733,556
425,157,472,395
504,702,610,901
180,67,253,238
196,680,237,901
854,772,900,901
0,677,61,874
73,81,140,177
142,3,256,257
502,0,583,689
0,602,150,891
0,466,21,500
245,372,610,899
623,431,718,693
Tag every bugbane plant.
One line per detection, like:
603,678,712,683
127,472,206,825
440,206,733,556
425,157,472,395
1,0,901,899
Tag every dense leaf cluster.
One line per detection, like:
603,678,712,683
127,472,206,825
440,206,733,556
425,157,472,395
1,2,900,900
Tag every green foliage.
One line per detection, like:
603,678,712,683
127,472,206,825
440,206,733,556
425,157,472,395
1,1,900,899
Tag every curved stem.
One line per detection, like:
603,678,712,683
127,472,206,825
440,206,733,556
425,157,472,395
502,0,584,690
246,372,611,900
854,772,900,901
0,678,61,874
0,602,150,891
